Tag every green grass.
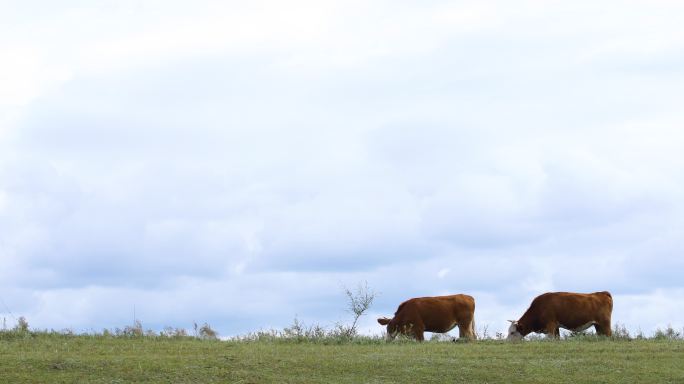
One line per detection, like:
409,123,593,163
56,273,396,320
1,333,683,383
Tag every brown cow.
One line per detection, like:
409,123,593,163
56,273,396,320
377,294,476,341
507,291,613,341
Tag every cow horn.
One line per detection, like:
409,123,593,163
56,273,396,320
507,320,516,323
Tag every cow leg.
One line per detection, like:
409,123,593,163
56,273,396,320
545,323,560,339
594,322,612,337
413,324,426,341
458,323,475,341
466,315,476,340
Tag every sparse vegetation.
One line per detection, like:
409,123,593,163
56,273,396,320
0,331,683,383
654,324,682,340
1,317,684,382
160,325,188,338
476,323,491,339
198,322,219,340
119,319,145,337
612,323,631,340
14,316,29,333
235,317,382,344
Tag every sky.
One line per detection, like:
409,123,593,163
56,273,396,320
1,0,684,338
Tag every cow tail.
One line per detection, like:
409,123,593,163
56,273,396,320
471,315,477,340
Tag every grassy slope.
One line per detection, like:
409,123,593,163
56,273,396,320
1,335,683,383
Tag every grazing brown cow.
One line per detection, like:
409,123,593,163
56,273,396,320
507,291,613,341
377,294,476,341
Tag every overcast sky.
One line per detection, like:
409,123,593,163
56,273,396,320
1,0,683,337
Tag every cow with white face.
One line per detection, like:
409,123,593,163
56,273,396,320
507,291,613,341
378,294,476,341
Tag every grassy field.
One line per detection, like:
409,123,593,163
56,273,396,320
1,333,684,383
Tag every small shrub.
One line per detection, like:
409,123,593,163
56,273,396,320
342,281,376,337
235,329,281,342
198,323,218,340
192,322,216,339
476,324,490,340
282,317,331,341
612,323,631,340
282,316,305,339
122,320,144,337
654,325,682,340
330,323,355,340
161,326,188,338
635,327,645,340
14,317,29,333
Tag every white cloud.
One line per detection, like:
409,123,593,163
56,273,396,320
614,289,684,333
1,0,684,336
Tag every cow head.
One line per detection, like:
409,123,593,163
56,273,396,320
507,320,523,341
377,317,400,340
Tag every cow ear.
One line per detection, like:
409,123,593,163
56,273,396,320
377,317,391,325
